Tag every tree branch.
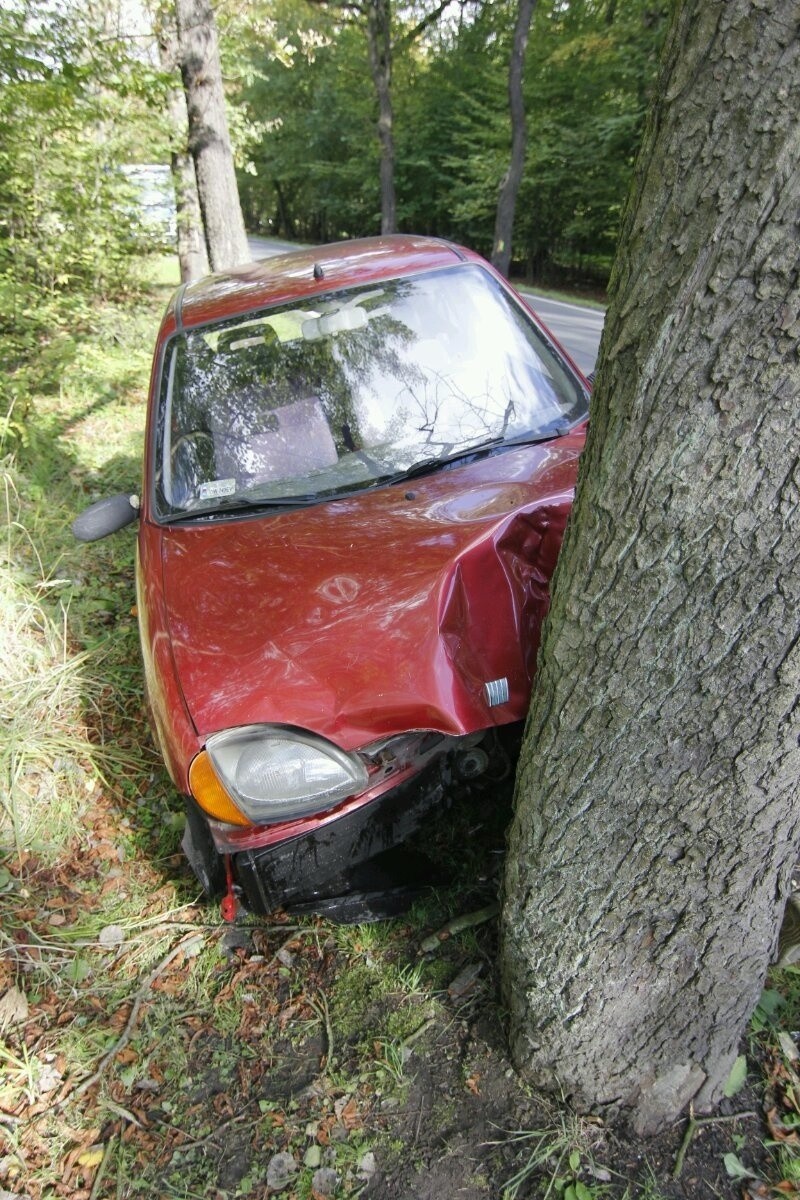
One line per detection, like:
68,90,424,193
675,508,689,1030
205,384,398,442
303,0,367,17
393,0,456,51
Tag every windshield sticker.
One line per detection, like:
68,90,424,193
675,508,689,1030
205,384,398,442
198,478,236,500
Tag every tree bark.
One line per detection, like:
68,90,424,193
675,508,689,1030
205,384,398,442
366,0,396,235
156,19,209,282
501,0,800,1137
174,0,249,272
168,88,210,283
491,0,535,279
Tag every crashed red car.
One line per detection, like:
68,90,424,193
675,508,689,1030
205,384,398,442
74,235,589,920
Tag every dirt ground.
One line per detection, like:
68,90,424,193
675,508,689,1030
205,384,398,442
1,763,780,1200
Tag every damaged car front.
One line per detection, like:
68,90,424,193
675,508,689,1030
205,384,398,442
79,236,590,921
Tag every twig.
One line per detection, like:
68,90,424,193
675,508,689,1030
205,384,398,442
419,902,500,954
59,931,204,1107
673,1108,758,1178
413,1098,426,1146
400,1017,436,1055
89,1135,116,1200
102,1098,143,1128
309,991,335,1072
174,1106,258,1150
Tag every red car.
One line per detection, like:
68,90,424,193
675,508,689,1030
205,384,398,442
74,236,589,921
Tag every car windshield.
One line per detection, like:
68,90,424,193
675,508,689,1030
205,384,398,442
154,263,587,518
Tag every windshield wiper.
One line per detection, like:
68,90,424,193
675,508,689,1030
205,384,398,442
168,493,323,521
375,420,574,487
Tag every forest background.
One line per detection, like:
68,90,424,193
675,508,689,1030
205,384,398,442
2,0,669,443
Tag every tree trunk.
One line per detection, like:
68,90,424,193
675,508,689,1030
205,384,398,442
167,88,210,283
174,0,249,272
156,17,209,283
501,0,800,1138
491,0,535,278
366,0,396,235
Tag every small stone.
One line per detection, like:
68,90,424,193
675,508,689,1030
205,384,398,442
311,1167,338,1197
448,962,483,1000
276,947,295,968
266,1151,297,1191
220,928,252,957
357,1151,377,1179
37,1064,63,1095
98,924,126,948
304,1145,322,1169
134,1078,160,1093
330,1122,349,1143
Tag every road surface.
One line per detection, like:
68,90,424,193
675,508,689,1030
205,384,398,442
247,235,604,374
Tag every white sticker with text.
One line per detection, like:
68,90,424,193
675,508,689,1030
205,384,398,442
198,478,236,500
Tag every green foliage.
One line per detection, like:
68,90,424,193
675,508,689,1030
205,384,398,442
236,0,379,240
235,0,668,284
0,0,171,452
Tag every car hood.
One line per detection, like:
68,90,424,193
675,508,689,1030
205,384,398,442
159,436,583,752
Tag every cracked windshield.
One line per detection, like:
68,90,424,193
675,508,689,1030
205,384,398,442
155,264,587,517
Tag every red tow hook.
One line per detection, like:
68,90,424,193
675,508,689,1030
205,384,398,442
220,853,238,923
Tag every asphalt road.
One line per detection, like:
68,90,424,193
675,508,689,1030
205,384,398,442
247,235,605,374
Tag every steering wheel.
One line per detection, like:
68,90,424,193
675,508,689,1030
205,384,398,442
170,430,215,466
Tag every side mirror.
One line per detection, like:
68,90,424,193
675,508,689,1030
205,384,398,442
72,494,140,542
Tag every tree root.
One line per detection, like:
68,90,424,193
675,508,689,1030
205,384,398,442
419,902,500,954
672,1106,758,1178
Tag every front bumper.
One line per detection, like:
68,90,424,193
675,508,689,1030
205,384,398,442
234,756,450,915
182,755,451,918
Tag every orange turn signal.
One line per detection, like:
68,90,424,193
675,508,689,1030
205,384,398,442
189,751,251,827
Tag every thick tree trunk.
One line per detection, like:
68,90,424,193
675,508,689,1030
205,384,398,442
157,19,209,283
491,0,535,278
366,0,396,235
501,0,800,1137
169,98,210,284
174,0,249,272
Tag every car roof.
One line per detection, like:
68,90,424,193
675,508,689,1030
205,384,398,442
167,235,476,335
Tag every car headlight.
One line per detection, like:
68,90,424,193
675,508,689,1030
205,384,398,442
189,725,369,827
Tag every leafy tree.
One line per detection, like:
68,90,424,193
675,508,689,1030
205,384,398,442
501,0,800,1134
515,0,668,281
174,0,249,270
236,0,379,240
0,0,167,445
154,8,209,282
491,0,536,278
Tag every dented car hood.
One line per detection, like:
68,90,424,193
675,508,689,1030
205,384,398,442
160,435,584,752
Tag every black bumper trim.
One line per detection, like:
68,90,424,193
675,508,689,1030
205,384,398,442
235,759,449,914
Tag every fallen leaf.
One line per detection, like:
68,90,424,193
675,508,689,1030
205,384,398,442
465,1073,481,1095
0,986,29,1029
778,1032,799,1063
767,1107,800,1145
77,1146,104,1169
48,913,67,927
723,1054,747,1098
339,1098,360,1129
